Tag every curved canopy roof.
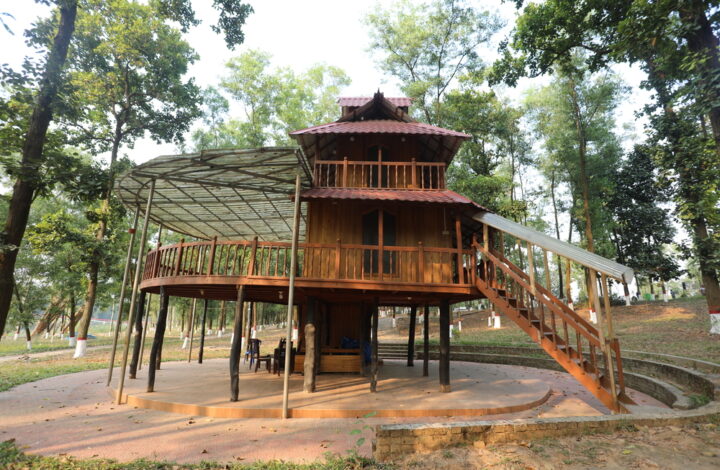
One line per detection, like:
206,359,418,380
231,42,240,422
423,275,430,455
115,147,312,241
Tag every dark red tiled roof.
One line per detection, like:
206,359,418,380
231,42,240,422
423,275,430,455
300,188,488,211
290,120,470,138
338,97,412,107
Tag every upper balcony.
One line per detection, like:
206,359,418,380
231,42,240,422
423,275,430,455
313,159,446,190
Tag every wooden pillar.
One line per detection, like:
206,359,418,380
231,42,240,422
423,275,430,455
407,305,417,367
303,297,317,393
137,296,151,371
439,299,451,392
128,290,147,379
423,304,429,377
106,206,139,386
198,298,208,364
370,299,379,392
187,298,197,362
230,286,246,401
359,303,368,377
146,287,169,393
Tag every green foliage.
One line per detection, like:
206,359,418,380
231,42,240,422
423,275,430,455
192,51,350,149
366,0,502,125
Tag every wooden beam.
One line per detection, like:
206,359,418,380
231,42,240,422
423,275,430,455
303,297,317,393
423,304,429,377
230,285,245,401
407,305,417,367
370,298,379,392
439,299,451,392
128,290,146,379
147,287,169,393
198,298,208,364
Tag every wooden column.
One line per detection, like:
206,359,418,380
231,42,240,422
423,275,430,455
230,286,246,401
128,290,147,379
370,299,379,392
187,298,197,362
106,206,139,386
455,216,463,283
198,298,208,364
407,305,417,367
359,303,368,377
439,299,451,393
137,297,150,371
146,287,169,393
423,304,430,377
303,297,317,393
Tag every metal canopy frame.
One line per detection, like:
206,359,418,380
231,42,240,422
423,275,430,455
115,147,312,241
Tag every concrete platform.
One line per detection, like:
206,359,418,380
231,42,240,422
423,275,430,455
116,359,552,418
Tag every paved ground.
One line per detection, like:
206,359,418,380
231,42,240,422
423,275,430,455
0,360,665,464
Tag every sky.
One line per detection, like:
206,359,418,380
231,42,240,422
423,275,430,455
3,0,651,165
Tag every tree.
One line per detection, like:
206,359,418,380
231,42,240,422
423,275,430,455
365,0,501,126
492,0,720,329
192,51,350,149
0,0,253,339
58,0,205,356
608,145,682,301
444,87,530,220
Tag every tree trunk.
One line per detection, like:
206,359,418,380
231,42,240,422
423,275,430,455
74,259,99,357
30,296,65,336
550,170,564,298
0,2,77,338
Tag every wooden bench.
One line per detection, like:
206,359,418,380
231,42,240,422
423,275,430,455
294,348,362,373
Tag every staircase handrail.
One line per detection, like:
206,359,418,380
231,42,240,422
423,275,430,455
476,243,603,350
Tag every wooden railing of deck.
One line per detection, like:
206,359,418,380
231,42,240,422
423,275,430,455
143,238,474,286
313,159,446,190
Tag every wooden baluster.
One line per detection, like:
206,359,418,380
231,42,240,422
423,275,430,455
152,243,162,278
207,236,217,275
342,157,348,187
174,239,185,276
335,239,341,279
247,237,258,276
563,319,570,348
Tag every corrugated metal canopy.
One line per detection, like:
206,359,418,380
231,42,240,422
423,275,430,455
115,147,311,241
474,212,634,282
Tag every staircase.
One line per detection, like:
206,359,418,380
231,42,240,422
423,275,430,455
475,243,635,413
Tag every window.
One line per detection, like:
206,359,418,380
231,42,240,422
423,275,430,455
362,209,397,275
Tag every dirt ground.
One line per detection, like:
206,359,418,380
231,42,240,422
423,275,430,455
392,421,720,469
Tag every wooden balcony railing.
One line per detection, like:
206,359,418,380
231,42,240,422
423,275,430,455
143,238,474,286
313,158,446,190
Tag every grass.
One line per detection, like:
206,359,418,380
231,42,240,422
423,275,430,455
0,440,387,470
0,334,116,357
0,334,232,392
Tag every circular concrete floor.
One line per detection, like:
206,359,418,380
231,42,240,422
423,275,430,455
117,359,552,418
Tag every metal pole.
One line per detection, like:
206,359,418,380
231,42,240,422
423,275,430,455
116,179,155,405
106,206,140,386
282,173,302,419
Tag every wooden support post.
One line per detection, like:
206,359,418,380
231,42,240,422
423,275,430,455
303,297,316,393
370,299,379,392
543,249,551,291
527,242,536,296
116,180,155,403
423,304,429,377
198,298,208,364
138,296,150,371
407,305,417,366
601,274,615,340
282,173,302,419
128,290,147,379
455,216,463,283
439,299,451,392
230,286,245,401
187,298,197,363
359,303,368,376
342,157,348,187
565,258,573,307
146,287,169,393
418,241,425,283
378,209,384,281
106,206,139,386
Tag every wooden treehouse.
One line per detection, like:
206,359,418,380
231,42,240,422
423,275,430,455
115,93,636,414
